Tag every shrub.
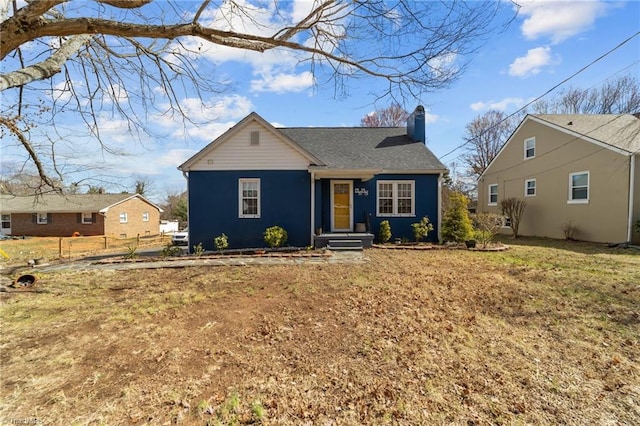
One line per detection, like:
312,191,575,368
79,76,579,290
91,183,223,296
192,242,205,257
441,192,473,242
214,233,229,252
411,216,434,242
561,221,579,241
472,213,501,248
264,226,288,248
378,220,391,243
500,197,527,238
123,245,138,259
161,243,182,257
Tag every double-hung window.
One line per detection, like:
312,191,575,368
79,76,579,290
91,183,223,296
525,179,536,197
37,213,48,224
81,212,93,224
142,211,150,222
239,178,260,218
488,184,498,206
524,137,535,159
376,180,414,216
119,212,128,223
568,171,589,203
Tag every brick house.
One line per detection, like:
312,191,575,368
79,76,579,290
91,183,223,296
0,193,163,238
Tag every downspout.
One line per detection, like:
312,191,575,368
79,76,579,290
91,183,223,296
310,171,315,247
182,170,190,250
438,171,443,243
627,155,635,243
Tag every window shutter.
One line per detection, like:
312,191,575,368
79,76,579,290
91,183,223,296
92,213,97,223
77,213,82,223
47,213,53,224
32,213,37,223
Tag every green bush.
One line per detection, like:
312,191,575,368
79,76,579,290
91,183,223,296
411,216,434,242
161,243,183,257
378,220,391,243
264,226,288,248
214,233,228,252
192,242,205,257
441,192,473,242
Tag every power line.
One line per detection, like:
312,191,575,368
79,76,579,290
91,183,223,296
441,30,640,160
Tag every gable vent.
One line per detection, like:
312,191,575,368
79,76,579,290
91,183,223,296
250,131,260,146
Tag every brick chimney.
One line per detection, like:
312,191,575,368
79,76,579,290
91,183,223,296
407,105,425,142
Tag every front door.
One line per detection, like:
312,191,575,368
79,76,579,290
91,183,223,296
331,181,352,232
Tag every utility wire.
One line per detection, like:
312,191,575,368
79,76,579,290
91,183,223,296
441,30,640,160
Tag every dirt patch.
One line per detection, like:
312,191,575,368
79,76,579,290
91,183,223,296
1,242,639,425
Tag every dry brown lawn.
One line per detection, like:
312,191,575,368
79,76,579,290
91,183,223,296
1,238,639,425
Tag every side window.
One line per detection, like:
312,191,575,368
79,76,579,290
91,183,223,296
239,178,260,218
37,212,48,224
568,171,589,203
142,211,150,222
525,179,536,197
81,212,93,224
524,137,535,159
119,212,128,223
488,184,498,206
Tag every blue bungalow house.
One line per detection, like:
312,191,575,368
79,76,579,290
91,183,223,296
178,106,447,250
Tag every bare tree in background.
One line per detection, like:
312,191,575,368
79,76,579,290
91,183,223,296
0,0,513,194
360,103,409,127
531,74,640,114
462,110,519,180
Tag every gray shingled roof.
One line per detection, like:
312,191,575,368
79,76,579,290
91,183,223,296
278,127,446,171
0,193,157,214
532,114,640,153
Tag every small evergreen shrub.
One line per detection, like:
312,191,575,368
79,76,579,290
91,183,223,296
264,226,288,248
411,216,434,242
378,220,392,243
214,233,229,252
441,192,473,242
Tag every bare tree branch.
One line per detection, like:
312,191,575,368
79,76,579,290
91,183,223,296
0,34,93,90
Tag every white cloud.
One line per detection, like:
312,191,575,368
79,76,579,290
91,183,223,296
250,71,314,94
150,94,253,141
470,97,528,112
508,46,556,77
425,111,439,124
428,52,459,80
518,0,610,44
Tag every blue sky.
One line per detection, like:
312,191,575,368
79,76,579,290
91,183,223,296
3,0,639,202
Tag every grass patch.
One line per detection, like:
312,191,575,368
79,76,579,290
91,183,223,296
1,238,638,424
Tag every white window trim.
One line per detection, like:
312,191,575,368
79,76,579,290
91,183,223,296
119,212,128,223
525,179,536,197
239,178,261,218
81,212,93,224
568,171,589,204
37,212,48,224
488,184,498,206
524,137,535,159
142,211,150,222
376,180,415,217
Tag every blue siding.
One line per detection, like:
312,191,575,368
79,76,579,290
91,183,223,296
188,170,311,250
315,174,440,243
